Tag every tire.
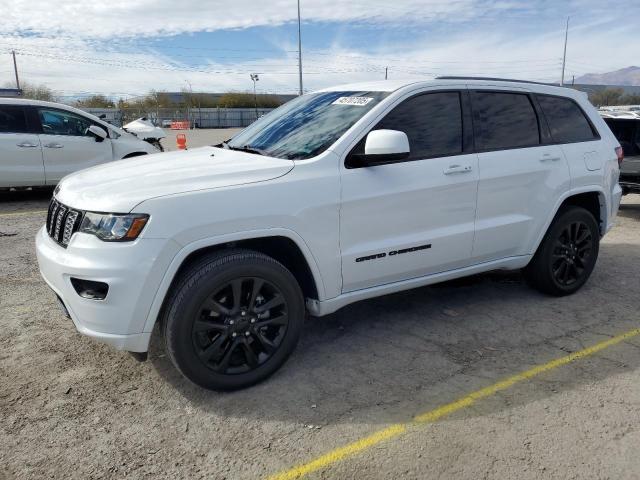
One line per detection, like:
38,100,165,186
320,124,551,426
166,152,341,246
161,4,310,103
523,206,600,296
162,249,305,391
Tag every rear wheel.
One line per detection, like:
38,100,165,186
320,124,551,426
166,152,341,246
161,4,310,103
524,206,600,296
162,250,304,390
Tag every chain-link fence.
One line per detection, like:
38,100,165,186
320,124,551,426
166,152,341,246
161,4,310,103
83,107,276,128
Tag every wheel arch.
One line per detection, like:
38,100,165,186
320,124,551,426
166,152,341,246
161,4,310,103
531,187,606,256
142,229,325,335
123,151,148,159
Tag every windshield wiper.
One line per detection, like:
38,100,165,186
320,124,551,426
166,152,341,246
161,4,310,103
226,145,266,156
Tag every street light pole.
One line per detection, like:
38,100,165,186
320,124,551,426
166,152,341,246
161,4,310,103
185,80,193,128
250,73,259,119
11,50,20,90
297,0,303,95
560,16,569,86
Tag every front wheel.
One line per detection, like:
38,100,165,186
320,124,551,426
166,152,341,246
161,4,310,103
162,250,305,390
524,206,600,296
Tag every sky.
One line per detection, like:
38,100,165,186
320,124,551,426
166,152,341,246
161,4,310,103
0,0,638,99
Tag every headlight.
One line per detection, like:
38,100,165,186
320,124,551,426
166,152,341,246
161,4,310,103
79,212,149,241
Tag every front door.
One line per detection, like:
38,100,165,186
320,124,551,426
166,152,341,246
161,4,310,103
0,104,44,187
36,107,113,184
339,90,479,292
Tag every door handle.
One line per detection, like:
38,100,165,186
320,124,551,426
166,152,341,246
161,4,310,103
44,143,64,149
540,153,561,162
443,164,472,175
17,142,38,148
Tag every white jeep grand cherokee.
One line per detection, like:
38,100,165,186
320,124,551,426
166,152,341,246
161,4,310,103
36,78,623,390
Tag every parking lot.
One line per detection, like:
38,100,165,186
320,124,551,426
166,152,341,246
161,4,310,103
1,172,640,479
159,128,242,152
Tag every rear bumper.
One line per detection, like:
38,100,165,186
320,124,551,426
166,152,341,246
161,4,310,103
35,226,178,352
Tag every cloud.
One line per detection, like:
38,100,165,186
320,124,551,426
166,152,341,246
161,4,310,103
2,0,484,38
0,1,638,96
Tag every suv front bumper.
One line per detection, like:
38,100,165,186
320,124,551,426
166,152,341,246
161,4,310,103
35,226,178,352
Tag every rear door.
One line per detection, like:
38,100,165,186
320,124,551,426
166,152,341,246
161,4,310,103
470,89,570,263
35,107,113,184
0,104,44,187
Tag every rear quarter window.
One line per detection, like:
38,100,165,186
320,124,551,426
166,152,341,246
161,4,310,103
537,95,598,144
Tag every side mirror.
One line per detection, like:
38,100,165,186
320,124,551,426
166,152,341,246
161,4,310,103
87,125,107,142
350,129,410,167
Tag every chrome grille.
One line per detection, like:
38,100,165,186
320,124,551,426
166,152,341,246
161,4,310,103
46,198,83,248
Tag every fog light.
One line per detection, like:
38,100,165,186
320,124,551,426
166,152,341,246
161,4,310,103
70,278,109,300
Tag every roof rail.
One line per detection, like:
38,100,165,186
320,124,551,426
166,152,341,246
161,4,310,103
435,76,557,86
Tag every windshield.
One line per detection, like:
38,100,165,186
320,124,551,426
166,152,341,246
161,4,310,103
226,91,389,159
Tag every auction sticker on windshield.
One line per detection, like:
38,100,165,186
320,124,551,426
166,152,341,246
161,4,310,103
332,96,374,106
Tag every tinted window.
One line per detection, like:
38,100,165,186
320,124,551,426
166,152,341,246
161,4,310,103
374,92,463,160
538,95,596,143
0,105,28,133
472,92,539,151
38,108,92,136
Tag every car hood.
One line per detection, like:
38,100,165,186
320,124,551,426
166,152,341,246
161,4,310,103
55,146,294,212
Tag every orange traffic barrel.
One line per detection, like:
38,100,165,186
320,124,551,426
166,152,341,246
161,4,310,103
176,133,187,150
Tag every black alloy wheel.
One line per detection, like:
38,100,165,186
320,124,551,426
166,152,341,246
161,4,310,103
550,220,593,287
192,277,289,374
163,249,305,391
524,206,599,296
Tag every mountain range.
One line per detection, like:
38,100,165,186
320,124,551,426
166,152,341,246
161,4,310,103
575,66,640,86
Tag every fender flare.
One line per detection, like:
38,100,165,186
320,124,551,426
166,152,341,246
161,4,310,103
529,185,607,256
141,227,326,333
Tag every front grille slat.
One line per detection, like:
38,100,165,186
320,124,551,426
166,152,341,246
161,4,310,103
54,206,67,240
46,198,83,248
62,211,79,246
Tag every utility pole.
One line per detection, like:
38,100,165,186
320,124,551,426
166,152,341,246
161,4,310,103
11,50,20,90
560,16,569,86
185,80,193,128
250,73,259,119
385,67,388,80
297,0,303,95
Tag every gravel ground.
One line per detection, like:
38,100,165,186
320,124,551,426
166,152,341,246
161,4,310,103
1,183,639,479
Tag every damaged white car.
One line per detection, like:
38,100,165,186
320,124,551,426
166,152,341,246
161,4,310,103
0,99,159,189
122,117,166,152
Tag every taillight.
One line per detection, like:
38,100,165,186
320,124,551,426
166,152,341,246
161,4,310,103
615,146,624,167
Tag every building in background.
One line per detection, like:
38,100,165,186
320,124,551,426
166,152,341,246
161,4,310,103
162,92,297,106
0,88,22,97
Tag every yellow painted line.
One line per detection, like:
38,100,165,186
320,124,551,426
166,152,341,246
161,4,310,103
267,327,640,480
0,210,47,218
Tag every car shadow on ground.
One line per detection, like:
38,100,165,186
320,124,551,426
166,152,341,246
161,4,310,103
0,188,52,214
148,240,640,427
